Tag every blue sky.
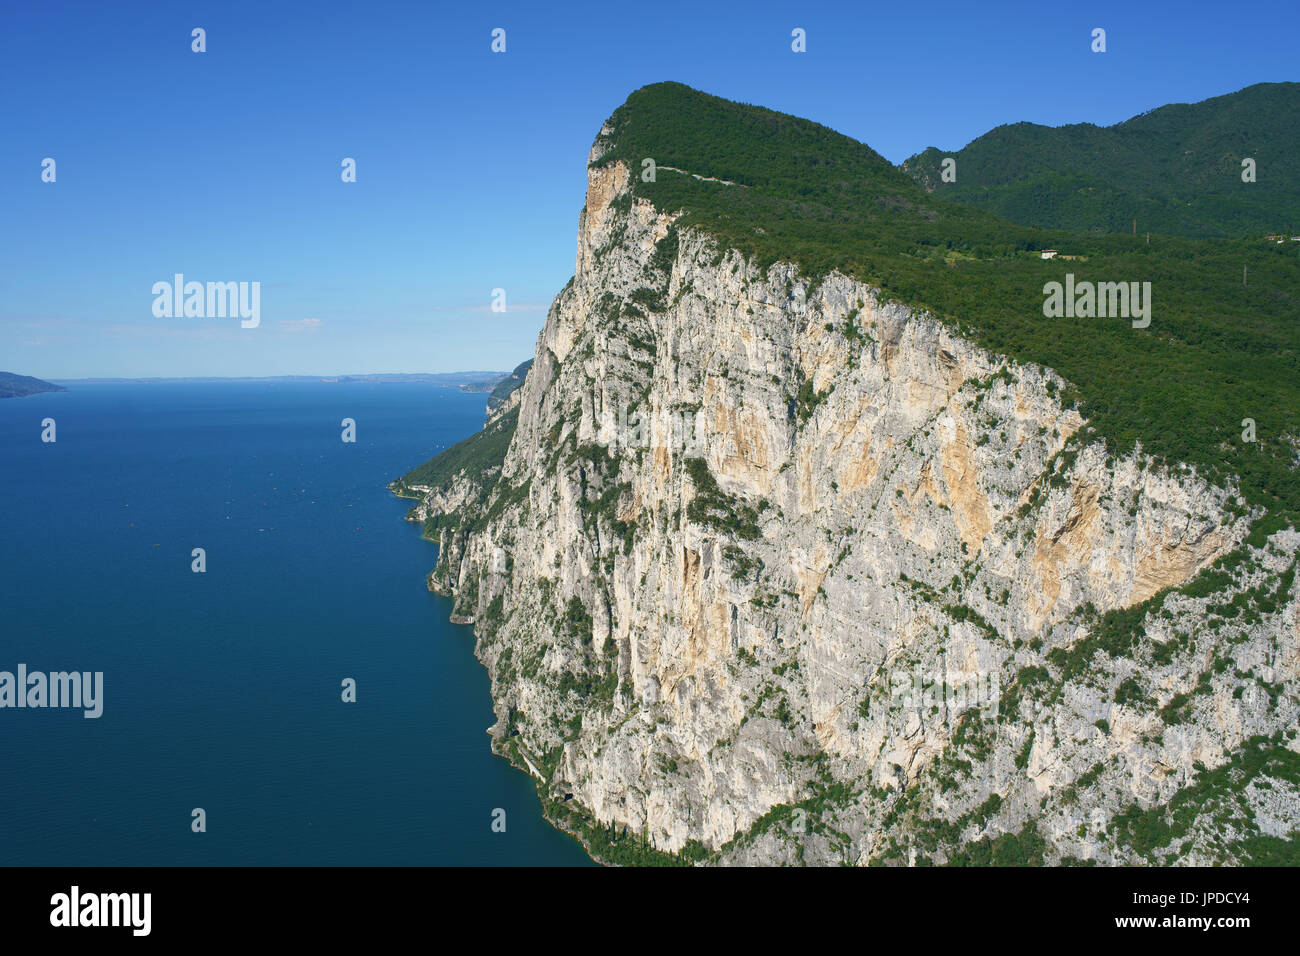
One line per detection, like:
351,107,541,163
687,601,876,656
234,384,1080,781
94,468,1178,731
2,0,1295,379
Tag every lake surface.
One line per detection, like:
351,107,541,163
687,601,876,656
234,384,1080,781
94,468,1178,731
0,381,592,866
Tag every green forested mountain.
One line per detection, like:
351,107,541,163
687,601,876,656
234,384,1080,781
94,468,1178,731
0,372,65,398
901,82,1300,238
592,82,1300,523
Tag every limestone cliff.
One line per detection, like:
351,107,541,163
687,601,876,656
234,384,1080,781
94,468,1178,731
398,104,1300,866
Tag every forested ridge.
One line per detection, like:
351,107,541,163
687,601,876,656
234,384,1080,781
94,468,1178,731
902,82,1300,238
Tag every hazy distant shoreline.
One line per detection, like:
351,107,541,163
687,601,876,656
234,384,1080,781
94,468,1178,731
48,372,509,386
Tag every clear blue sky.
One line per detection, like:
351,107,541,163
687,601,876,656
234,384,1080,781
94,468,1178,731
2,0,1295,378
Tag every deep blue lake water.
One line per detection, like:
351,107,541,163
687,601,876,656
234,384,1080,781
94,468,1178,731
0,381,591,866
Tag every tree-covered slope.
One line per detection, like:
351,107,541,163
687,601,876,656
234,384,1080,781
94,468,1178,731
0,372,65,398
901,82,1300,238
487,359,533,412
593,82,1300,525
394,405,518,495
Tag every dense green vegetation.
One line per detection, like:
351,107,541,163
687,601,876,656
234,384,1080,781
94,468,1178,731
595,82,1300,520
902,82,1300,238
947,821,1047,867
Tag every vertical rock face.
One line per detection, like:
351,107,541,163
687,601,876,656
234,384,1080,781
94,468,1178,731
406,133,1300,866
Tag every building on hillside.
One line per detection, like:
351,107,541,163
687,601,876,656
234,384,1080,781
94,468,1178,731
1041,249,1058,260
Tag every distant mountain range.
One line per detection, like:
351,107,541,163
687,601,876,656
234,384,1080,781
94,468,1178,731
0,372,65,398
902,82,1300,237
